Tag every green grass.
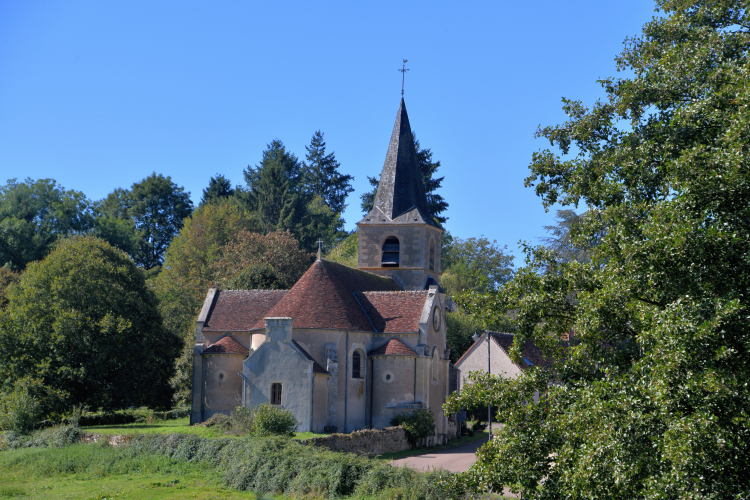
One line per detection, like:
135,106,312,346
0,443,268,499
376,431,489,461
83,417,325,441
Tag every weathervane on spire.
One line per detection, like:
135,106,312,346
398,59,409,96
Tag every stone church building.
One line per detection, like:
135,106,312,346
190,98,455,439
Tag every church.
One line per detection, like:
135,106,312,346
190,98,455,440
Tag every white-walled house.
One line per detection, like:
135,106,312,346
454,331,551,391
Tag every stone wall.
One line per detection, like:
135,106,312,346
300,426,409,456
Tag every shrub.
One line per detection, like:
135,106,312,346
251,403,297,437
390,409,435,448
0,377,44,434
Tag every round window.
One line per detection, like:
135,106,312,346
382,371,395,383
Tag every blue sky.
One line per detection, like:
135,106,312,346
0,0,658,261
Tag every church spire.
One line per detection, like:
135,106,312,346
368,98,434,225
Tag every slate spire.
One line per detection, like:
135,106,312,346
368,98,434,225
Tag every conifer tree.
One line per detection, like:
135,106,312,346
301,131,353,216
200,174,235,205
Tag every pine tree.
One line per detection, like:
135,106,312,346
200,174,235,205
301,131,353,215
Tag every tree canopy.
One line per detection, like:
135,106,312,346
200,174,235,205
302,131,354,216
0,237,180,414
0,178,93,270
241,139,344,251
441,235,514,296
445,2,750,497
96,173,194,269
360,131,448,226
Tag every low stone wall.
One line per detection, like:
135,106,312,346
78,433,133,446
301,426,409,456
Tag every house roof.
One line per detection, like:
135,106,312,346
250,259,401,331
454,332,552,371
203,335,249,355
202,289,287,332
356,291,428,333
490,332,552,370
369,338,417,356
359,98,437,227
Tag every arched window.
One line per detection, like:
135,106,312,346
352,350,364,379
381,237,400,268
432,348,439,380
429,239,435,271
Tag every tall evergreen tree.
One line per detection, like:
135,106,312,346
200,174,235,205
301,131,354,215
242,140,342,251
360,131,448,225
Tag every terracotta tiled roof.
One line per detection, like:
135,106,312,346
251,260,401,331
204,335,249,355
369,338,417,356
291,340,328,374
202,290,287,332
356,291,428,333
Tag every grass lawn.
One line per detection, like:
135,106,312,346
82,417,323,441
0,444,277,500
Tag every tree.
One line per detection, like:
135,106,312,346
0,178,94,270
360,131,448,225
0,236,180,414
441,235,514,295
242,140,343,251
129,173,194,269
301,131,354,215
445,2,750,497
0,268,19,310
96,174,194,269
211,230,312,290
542,209,604,264
200,174,235,205
151,199,262,404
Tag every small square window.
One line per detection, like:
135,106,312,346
271,383,282,405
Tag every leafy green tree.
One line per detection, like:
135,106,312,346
0,236,180,415
360,131,448,225
441,235,514,295
129,173,194,269
200,174,235,205
325,230,359,268
0,268,20,310
151,199,261,405
0,178,94,270
301,131,353,215
96,174,194,269
446,2,750,497
542,209,604,264
211,230,312,290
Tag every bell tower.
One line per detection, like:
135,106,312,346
357,98,443,291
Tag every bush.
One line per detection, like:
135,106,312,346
251,403,297,437
0,377,44,434
390,409,435,448
75,407,191,427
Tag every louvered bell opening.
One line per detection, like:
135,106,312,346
382,252,399,267
382,237,400,268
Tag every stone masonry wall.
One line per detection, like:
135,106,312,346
300,426,409,456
